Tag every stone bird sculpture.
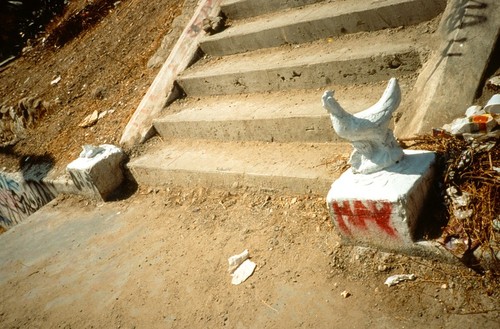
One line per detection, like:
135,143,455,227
322,77,404,174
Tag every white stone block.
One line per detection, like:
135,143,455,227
326,150,436,248
67,144,125,201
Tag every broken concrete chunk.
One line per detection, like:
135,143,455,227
231,259,256,285
202,16,225,35
228,249,249,273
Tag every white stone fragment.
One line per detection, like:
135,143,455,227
340,290,351,298
228,249,249,273
231,259,256,285
50,76,61,85
384,274,416,287
79,110,99,127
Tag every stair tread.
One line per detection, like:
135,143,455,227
201,0,444,55
221,0,324,20
160,85,385,122
184,35,422,80
128,139,351,193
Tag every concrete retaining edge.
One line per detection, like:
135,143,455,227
395,0,500,136
119,0,223,149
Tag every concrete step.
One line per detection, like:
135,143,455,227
154,80,414,143
203,0,446,56
221,0,324,20
128,139,351,194
178,35,425,96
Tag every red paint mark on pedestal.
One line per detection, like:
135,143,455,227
330,200,397,238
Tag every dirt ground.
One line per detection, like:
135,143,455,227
0,0,499,327
0,186,499,329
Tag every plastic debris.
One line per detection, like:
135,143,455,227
484,94,500,115
443,115,497,135
231,259,256,285
465,105,484,117
384,274,416,287
79,145,105,158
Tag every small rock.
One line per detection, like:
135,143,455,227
377,265,388,272
50,76,61,85
487,76,500,91
79,110,99,127
340,290,351,298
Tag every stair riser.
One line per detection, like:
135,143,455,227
178,50,421,96
154,116,338,143
203,0,445,56
221,0,324,20
129,165,332,194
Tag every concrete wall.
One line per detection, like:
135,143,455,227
0,171,58,229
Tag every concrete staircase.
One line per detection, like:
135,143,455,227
128,0,447,194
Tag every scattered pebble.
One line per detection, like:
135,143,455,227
340,290,351,298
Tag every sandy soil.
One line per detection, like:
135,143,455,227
0,187,498,328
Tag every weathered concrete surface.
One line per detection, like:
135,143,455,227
221,0,324,20
327,150,436,249
119,0,223,149
201,0,446,56
0,171,58,229
128,140,351,194
67,145,125,202
154,82,415,143
178,39,423,96
395,0,500,137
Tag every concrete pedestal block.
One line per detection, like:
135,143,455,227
67,145,125,201
326,150,436,249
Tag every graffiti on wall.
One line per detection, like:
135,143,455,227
330,200,398,238
0,172,57,229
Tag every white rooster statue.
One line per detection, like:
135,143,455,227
322,78,404,174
